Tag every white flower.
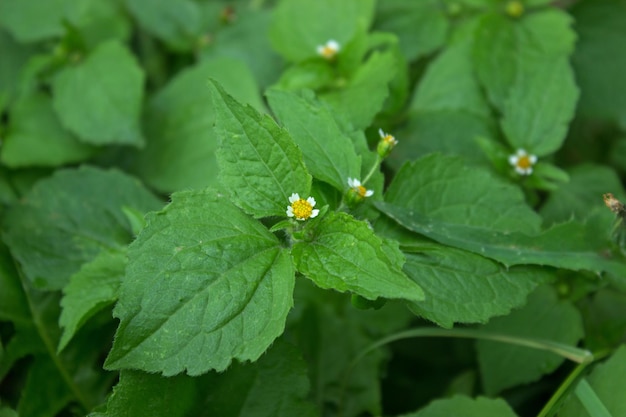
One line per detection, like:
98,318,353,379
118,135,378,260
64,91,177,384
316,40,340,59
347,178,374,198
377,128,398,158
508,149,537,176
378,128,398,146
286,193,319,221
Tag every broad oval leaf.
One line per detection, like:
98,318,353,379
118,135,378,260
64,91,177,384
105,189,295,375
208,79,311,218
404,248,552,328
2,166,162,290
0,91,95,168
291,211,424,302
476,285,584,395
266,89,361,191
52,41,145,147
400,395,519,417
384,153,542,233
500,57,578,156
269,0,375,62
136,58,263,193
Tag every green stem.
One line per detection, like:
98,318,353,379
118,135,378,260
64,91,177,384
16,263,92,412
362,155,382,185
338,327,594,417
536,349,610,417
575,379,614,417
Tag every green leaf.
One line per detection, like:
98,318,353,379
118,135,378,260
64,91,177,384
0,0,70,42
291,211,424,302
320,50,397,129
0,406,18,417
58,249,125,351
2,166,162,290
540,164,626,225
0,30,35,109
390,111,495,169
52,41,145,147
572,0,626,129
208,78,311,218
0,242,29,323
581,289,626,352
17,356,74,417
1,91,95,168
124,0,201,51
266,89,361,191
403,248,552,328
377,202,626,278
269,0,375,62
472,10,575,112
476,285,584,395
384,154,542,233
399,395,519,417
290,281,412,417
66,0,131,48
403,20,494,164
200,9,282,89
105,189,295,375
472,13,518,111
500,57,578,156
560,345,626,417
92,370,198,417
202,340,318,417
136,58,263,193
411,24,491,119
374,0,449,61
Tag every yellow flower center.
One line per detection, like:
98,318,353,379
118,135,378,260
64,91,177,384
383,134,395,144
516,155,532,169
356,185,368,197
505,0,524,18
291,199,313,219
320,46,336,59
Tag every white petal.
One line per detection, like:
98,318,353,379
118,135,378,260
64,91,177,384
347,177,356,187
310,209,320,218
514,166,525,175
365,190,374,197
286,206,294,217
327,40,340,51
529,155,538,164
306,196,316,207
289,193,300,203
508,155,518,166
378,128,385,138
517,149,527,156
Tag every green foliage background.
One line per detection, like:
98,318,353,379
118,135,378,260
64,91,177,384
1,0,626,416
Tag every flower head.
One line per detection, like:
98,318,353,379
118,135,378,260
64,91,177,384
317,40,340,60
286,193,319,221
346,178,374,205
377,128,398,158
508,149,537,176
505,0,524,18
348,178,373,198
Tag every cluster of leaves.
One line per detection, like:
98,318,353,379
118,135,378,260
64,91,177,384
1,0,626,416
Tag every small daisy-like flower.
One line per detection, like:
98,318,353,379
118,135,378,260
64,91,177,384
346,178,374,206
316,40,340,60
347,178,374,198
286,193,319,221
377,128,398,158
508,149,537,176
